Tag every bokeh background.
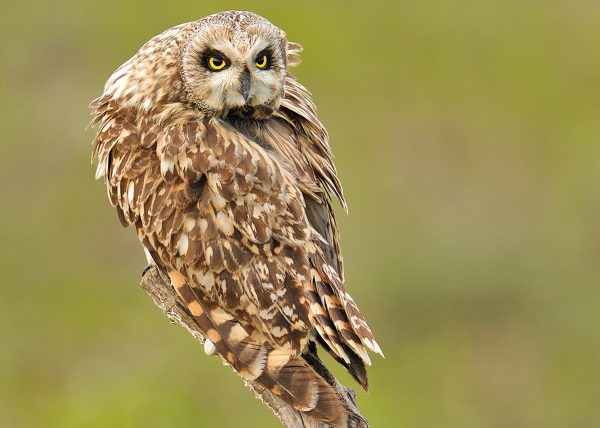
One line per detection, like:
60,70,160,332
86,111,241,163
2,1,600,427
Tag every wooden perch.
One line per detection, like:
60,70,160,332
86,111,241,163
140,266,370,428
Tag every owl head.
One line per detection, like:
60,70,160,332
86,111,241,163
180,11,290,118
102,11,301,121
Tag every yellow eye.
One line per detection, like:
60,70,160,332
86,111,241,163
208,56,227,71
255,54,268,69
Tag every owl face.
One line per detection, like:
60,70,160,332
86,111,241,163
181,13,288,118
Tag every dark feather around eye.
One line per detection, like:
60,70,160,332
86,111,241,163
255,49,273,69
201,50,228,71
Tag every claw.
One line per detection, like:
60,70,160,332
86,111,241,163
142,264,153,277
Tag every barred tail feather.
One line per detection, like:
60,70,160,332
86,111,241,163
315,334,369,391
315,256,384,360
307,276,370,390
258,352,348,427
341,291,384,358
168,271,348,427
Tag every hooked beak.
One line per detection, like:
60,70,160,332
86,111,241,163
239,70,251,103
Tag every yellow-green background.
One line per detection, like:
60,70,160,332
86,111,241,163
2,1,599,427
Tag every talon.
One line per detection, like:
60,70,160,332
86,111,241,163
204,338,217,356
142,264,153,277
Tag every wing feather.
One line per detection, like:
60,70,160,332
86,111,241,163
261,76,384,382
90,65,381,424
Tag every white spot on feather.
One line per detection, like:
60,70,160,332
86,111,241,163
200,271,215,289
211,192,227,210
195,270,215,290
198,218,208,234
216,211,234,235
143,247,156,265
95,161,106,180
127,182,135,204
183,217,195,232
282,306,294,317
364,338,384,358
204,339,217,356
160,157,175,175
204,246,213,263
270,326,287,338
259,308,276,320
177,234,189,256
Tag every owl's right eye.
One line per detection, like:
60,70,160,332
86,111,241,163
207,55,228,71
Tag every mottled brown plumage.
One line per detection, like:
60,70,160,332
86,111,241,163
91,11,382,427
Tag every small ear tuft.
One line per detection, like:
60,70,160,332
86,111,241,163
286,42,303,67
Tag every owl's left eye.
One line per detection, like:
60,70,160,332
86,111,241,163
255,54,269,69
206,55,228,71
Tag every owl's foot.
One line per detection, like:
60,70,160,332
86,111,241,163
142,264,153,277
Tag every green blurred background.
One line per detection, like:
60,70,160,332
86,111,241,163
2,1,600,427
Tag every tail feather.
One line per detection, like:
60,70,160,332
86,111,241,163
315,279,373,366
306,281,351,362
315,334,369,391
315,252,384,359
168,271,348,427
307,276,370,390
259,353,347,427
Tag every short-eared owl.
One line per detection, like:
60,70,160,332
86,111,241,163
91,11,382,427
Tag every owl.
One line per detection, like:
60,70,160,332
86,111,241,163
91,11,382,427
